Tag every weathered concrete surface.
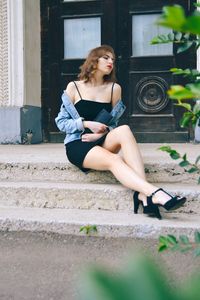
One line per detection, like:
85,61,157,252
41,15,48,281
0,143,199,183
0,143,198,164
0,231,199,300
0,143,199,240
0,206,200,239
0,181,199,214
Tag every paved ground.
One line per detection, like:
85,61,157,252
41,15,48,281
0,231,199,300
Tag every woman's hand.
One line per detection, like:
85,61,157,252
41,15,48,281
83,121,108,133
81,132,106,142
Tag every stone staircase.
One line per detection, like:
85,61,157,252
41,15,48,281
0,143,199,239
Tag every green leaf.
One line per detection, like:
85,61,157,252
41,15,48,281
177,41,194,53
179,160,190,167
182,15,200,35
79,226,84,232
170,68,186,75
157,5,186,31
175,103,192,111
195,155,200,165
158,146,172,152
194,3,200,7
170,151,181,160
180,113,193,128
167,32,174,40
183,153,187,161
159,235,169,244
158,244,168,252
194,231,200,243
187,167,198,173
174,31,182,40
80,225,98,235
179,235,190,244
150,34,173,45
194,247,200,257
167,235,178,245
168,85,195,101
186,83,200,97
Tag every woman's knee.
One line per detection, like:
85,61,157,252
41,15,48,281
113,125,131,134
113,125,135,140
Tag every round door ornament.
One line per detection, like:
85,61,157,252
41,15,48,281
135,76,169,113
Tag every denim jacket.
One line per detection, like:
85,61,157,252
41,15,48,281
55,91,126,144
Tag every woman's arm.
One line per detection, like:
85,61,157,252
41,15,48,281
112,83,122,108
107,83,125,131
65,81,76,103
55,105,85,134
55,82,85,133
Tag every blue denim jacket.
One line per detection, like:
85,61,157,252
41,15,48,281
55,92,126,144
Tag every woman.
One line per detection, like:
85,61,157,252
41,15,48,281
55,45,186,219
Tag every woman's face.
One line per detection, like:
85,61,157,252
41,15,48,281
96,52,114,75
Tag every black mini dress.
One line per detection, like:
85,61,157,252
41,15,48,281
65,82,113,172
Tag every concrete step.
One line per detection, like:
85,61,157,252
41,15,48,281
0,161,199,184
0,181,199,214
0,206,199,239
0,143,199,184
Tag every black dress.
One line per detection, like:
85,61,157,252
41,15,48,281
65,82,114,172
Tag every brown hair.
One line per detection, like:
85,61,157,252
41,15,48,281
78,45,116,83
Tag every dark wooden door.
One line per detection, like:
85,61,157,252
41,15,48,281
117,0,195,142
41,0,195,142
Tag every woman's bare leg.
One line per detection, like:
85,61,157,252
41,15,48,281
82,145,158,197
102,125,147,203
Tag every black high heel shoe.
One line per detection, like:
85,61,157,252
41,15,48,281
143,196,162,220
151,188,186,211
133,192,162,219
133,191,141,214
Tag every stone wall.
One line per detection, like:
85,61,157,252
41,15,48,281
0,0,8,106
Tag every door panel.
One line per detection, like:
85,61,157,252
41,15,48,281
117,0,195,142
60,0,117,105
42,0,195,142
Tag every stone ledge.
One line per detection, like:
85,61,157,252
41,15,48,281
0,162,198,184
0,181,199,214
0,206,199,239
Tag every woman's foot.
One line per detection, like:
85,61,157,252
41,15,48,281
150,188,186,211
138,193,147,206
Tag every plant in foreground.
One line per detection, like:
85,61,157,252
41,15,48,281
158,145,200,184
151,4,200,134
80,255,200,300
158,231,200,257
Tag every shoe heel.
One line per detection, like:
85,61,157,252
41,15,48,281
143,196,162,220
133,191,140,214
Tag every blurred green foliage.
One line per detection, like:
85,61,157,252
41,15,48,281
151,4,200,129
158,231,200,256
80,255,200,300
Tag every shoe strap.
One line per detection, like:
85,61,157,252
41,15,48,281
151,188,163,197
151,188,172,198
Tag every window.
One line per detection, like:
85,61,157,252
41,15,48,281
132,14,173,57
64,17,101,59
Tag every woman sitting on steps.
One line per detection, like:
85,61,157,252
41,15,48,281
55,45,186,219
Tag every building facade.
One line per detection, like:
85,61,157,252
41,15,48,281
0,0,197,144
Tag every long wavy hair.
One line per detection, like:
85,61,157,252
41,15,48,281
78,45,116,83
